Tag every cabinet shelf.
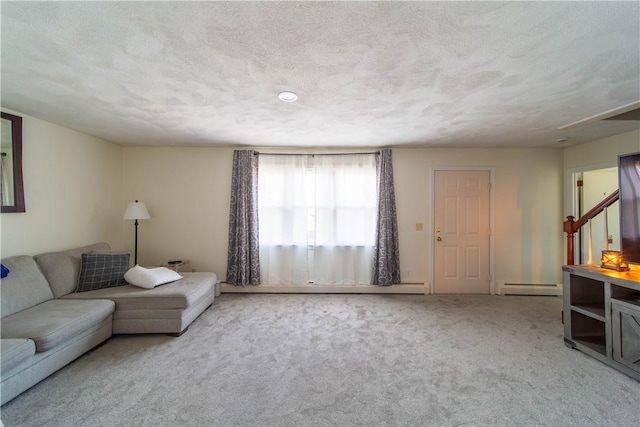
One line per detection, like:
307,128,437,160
570,304,605,321
569,309,606,356
574,336,607,356
611,297,640,311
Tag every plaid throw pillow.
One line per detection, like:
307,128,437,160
76,253,130,292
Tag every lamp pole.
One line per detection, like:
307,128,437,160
123,200,151,266
133,218,140,265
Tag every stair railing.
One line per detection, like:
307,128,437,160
563,190,619,265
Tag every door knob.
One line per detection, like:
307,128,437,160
436,236,442,241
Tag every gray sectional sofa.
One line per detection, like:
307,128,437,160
0,243,219,405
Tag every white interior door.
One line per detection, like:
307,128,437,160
434,170,491,294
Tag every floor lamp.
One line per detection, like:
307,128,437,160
123,200,151,265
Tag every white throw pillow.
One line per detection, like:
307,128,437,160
124,265,183,289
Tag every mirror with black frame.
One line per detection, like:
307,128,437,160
1,112,25,213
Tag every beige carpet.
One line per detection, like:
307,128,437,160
1,294,638,426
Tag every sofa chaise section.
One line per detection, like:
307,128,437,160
63,272,218,335
35,243,218,336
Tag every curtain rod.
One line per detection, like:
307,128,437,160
254,150,381,156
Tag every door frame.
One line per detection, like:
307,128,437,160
429,167,496,294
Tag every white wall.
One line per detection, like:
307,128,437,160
0,110,123,257
123,146,565,287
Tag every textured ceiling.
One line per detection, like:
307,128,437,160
1,1,639,148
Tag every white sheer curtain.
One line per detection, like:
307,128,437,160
258,154,376,285
258,155,310,284
314,154,376,284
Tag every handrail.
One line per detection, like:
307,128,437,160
563,189,619,265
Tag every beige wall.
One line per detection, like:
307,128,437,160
562,129,638,218
122,147,233,274
123,146,565,287
563,129,639,171
0,110,575,288
0,110,123,257
393,148,564,287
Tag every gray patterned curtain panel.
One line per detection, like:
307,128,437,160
372,149,401,286
226,150,261,286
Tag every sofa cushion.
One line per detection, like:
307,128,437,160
76,252,130,292
0,299,115,352
63,272,217,310
0,256,54,318
0,338,36,374
34,242,111,298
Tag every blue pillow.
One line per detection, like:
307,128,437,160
1,263,9,279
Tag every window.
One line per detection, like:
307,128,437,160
258,154,376,285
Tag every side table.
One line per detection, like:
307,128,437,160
163,259,192,272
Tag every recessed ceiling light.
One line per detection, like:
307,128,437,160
556,137,570,143
278,91,298,102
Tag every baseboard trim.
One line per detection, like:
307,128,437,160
497,282,563,296
221,283,427,294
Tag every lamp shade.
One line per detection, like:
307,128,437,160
123,200,151,220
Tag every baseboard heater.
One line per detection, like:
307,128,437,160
497,282,562,296
221,283,427,294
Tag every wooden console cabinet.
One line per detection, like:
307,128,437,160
563,265,640,381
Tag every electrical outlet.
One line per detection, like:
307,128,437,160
416,223,423,231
